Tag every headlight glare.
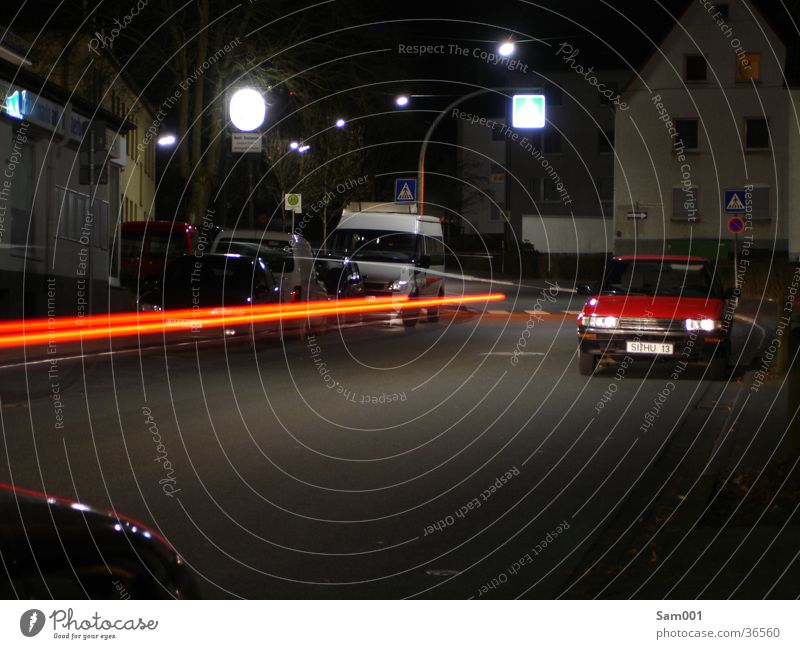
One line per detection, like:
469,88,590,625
588,315,618,328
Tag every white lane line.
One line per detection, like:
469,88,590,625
563,310,582,315
524,309,551,315
486,309,511,315
480,352,545,357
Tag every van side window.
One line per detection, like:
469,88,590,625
426,237,445,266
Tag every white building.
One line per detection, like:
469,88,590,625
613,1,793,259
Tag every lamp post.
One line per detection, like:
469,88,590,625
228,87,267,229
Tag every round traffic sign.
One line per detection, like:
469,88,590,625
728,216,745,234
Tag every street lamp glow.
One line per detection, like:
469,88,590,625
289,141,299,150
395,95,410,108
157,134,177,147
228,87,266,132
498,41,515,57
297,145,311,153
335,118,346,128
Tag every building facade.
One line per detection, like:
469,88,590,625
613,1,790,258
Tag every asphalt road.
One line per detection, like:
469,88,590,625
0,280,769,598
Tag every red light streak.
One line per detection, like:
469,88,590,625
0,293,505,349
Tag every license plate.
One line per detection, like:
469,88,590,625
626,341,673,354
365,295,377,301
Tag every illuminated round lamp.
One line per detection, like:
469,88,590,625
498,41,515,57
289,141,300,150
335,118,346,128
229,88,266,132
395,95,410,108
157,134,177,147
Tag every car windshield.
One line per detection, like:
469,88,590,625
601,260,722,298
217,238,295,273
331,230,417,262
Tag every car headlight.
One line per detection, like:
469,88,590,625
390,279,409,292
139,303,162,312
685,318,717,332
587,315,618,328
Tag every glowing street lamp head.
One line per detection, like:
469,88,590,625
228,87,266,131
157,134,177,147
297,145,311,153
498,41,515,57
335,118,346,128
395,95,410,108
289,141,300,150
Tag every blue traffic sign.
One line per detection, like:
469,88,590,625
728,216,745,234
724,190,746,213
395,178,417,203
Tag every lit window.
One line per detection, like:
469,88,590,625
736,52,761,82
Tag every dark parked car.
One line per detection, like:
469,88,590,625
0,483,198,599
313,256,366,324
137,253,281,343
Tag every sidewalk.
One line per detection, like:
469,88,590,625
561,300,800,598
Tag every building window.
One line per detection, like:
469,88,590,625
543,179,561,202
713,4,729,20
598,128,614,154
490,164,505,183
675,119,699,150
745,117,769,149
597,177,614,202
531,178,544,202
672,186,699,221
685,55,707,82
736,52,761,82
748,186,770,220
543,130,562,154
491,122,507,141
545,83,562,106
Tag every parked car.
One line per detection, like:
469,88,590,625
330,211,445,326
0,482,198,599
137,253,281,343
210,230,328,336
120,220,197,292
576,255,733,379
313,255,366,324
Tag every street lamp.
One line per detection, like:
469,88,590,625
228,87,266,132
335,118,346,128
297,145,311,153
289,141,300,150
498,41,515,57
395,95,410,108
157,134,177,147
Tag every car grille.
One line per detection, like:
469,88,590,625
617,317,685,332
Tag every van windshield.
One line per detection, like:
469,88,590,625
331,230,417,262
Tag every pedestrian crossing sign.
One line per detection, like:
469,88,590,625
395,178,417,203
724,190,746,213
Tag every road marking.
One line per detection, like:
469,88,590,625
524,309,551,315
563,310,582,315
486,309,510,315
480,352,545,356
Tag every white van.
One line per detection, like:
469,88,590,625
331,211,445,326
209,230,328,335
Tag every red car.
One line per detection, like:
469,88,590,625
577,256,734,379
120,220,198,291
